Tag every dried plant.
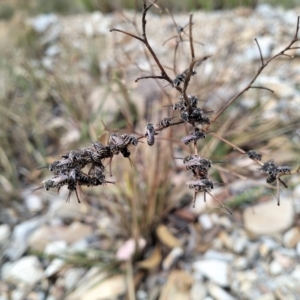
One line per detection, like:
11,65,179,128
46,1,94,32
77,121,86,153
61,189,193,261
34,1,300,229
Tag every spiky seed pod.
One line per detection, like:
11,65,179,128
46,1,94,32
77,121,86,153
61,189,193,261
266,174,277,184
259,159,278,175
157,117,173,129
145,123,156,146
247,150,262,161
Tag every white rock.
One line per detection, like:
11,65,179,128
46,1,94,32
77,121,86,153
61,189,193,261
233,257,248,270
283,227,300,248
232,236,247,254
255,294,276,300
204,250,234,262
269,260,283,276
29,14,58,33
45,259,65,277
64,268,86,291
23,194,43,213
193,259,230,287
296,241,300,256
44,240,67,256
2,256,44,285
243,199,294,235
190,281,207,300
45,45,61,57
0,224,10,244
6,217,44,260
198,214,213,231
162,247,184,270
49,197,90,221
218,216,232,230
207,282,237,300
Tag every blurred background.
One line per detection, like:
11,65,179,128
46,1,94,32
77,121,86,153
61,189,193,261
1,0,300,299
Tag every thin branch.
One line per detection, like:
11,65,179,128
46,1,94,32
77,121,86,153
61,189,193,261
109,29,143,42
250,86,274,93
254,38,264,66
189,14,195,60
206,190,232,215
206,16,300,130
208,132,246,154
135,75,166,82
182,55,211,109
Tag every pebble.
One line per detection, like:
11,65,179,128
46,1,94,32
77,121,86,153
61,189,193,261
64,268,86,291
198,214,213,231
2,256,44,286
283,227,300,248
44,240,67,256
256,294,276,300
162,247,184,270
203,250,234,262
28,222,92,252
45,258,65,277
193,259,230,287
0,224,10,244
243,199,294,235
207,282,237,300
269,260,283,275
49,200,91,221
232,235,247,254
23,194,43,213
6,217,45,260
233,256,248,270
28,14,58,33
190,281,207,300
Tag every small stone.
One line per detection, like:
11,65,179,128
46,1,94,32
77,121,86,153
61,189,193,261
255,294,276,300
2,256,44,286
218,231,233,250
269,260,283,276
198,214,213,231
28,222,92,252
190,281,207,300
64,268,85,291
136,290,148,300
232,235,247,254
44,241,67,256
162,247,184,270
283,227,300,248
49,201,91,221
207,282,237,300
0,224,10,244
296,241,300,256
218,216,232,230
243,199,294,235
193,259,230,287
203,250,234,262
259,237,279,257
45,259,64,277
23,194,43,213
29,14,58,33
6,217,45,260
233,257,248,270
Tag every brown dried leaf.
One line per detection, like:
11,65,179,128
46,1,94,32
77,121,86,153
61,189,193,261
156,224,182,248
138,246,162,270
159,270,193,300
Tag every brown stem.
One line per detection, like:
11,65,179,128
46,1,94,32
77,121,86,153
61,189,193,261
250,86,274,93
254,38,264,66
189,14,195,60
208,132,246,154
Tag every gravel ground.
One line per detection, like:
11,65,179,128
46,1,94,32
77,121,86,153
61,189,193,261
1,4,300,300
